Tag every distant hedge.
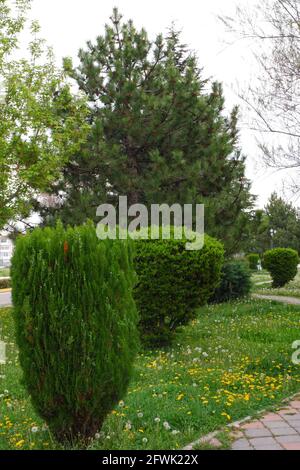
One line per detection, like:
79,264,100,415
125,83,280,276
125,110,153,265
263,248,299,287
11,222,138,444
133,228,224,346
247,253,260,270
210,260,251,303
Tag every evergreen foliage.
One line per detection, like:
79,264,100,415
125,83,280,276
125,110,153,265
265,193,300,253
245,193,300,255
263,248,299,288
210,260,251,303
11,222,138,443
37,8,253,254
134,230,224,345
247,253,260,270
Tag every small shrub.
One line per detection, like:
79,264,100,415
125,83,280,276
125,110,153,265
210,260,251,303
11,222,138,444
263,248,299,287
134,228,224,346
0,278,11,289
247,253,260,270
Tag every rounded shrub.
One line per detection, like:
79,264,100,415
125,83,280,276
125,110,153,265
263,247,299,287
247,253,260,270
11,222,138,444
210,260,251,303
133,228,224,346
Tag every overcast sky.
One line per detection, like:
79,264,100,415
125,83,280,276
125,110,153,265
27,0,293,207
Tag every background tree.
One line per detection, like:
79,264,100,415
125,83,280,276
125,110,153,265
266,192,300,252
246,209,270,255
38,8,253,254
0,0,89,229
245,192,300,254
221,1,300,191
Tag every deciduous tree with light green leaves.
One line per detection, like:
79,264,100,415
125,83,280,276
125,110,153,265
0,0,89,228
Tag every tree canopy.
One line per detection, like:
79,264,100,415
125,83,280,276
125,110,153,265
38,8,253,254
0,0,89,229
246,192,300,254
222,0,300,191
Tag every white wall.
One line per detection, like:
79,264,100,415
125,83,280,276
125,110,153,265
0,237,14,267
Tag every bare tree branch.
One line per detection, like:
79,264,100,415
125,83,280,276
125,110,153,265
222,0,300,189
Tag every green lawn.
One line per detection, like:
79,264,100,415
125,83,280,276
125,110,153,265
1,299,300,450
253,269,300,298
0,268,10,278
251,269,272,285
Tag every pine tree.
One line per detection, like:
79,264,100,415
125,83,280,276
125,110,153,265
245,193,300,255
38,8,253,253
266,193,300,252
246,209,270,255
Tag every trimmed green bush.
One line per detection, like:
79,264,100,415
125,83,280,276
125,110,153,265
11,222,138,444
210,260,251,303
263,247,299,287
247,253,260,270
134,229,224,346
0,278,11,289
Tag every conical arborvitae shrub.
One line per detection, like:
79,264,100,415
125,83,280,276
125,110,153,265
11,222,138,444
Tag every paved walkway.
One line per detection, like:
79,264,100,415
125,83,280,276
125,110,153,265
252,294,300,305
231,397,300,450
0,290,12,307
254,280,272,286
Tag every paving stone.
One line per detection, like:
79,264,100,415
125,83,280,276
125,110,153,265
264,420,288,429
282,443,300,450
271,427,299,436
249,437,278,447
232,438,253,450
288,420,300,427
279,406,297,411
290,401,300,409
284,414,300,422
262,413,283,422
276,435,300,445
278,409,298,417
245,428,272,438
242,421,265,430
254,444,283,450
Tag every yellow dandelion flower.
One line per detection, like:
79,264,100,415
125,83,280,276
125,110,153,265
15,440,25,448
